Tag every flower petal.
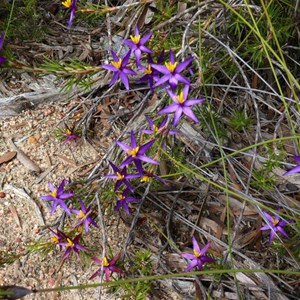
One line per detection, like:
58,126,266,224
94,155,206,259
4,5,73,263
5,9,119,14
291,155,300,163
200,242,211,255
181,253,195,260
59,192,74,199
182,107,200,123
140,32,152,44
119,72,129,90
116,141,131,152
153,75,171,87
277,226,289,238
173,107,183,126
283,165,300,176
138,139,156,154
185,98,205,106
185,259,197,272
102,64,118,72
158,103,179,115
169,49,175,64
192,236,201,253
174,73,190,85
262,211,273,222
111,50,119,62
151,64,169,75
137,155,159,165
176,57,193,73
120,156,134,168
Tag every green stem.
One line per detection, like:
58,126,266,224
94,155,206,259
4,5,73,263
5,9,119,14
34,268,300,293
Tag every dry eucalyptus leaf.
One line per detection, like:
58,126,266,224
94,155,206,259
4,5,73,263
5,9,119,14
0,151,17,166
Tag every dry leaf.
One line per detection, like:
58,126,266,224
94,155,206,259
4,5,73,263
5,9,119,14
0,151,17,165
9,139,41,173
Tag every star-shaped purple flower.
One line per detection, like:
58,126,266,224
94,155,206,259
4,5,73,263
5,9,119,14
114,188,140,215
142,115,178,137
49,228,67,251
102,50,136,90
151,49,193,90
260,211,293,242
123,26,153,65
0,32,7,64
137,51,164,91
105,161,140,192
63,124,80,144
283,155,300,176
139,168,165,185
116,130,159,174
59,233,88,260
40,179,74,215
62,0,77,28
158,85,205,126
181,236,215,272
72,200,98,234
90,253,124,281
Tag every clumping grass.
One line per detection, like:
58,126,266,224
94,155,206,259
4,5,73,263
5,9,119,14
1,0,300,299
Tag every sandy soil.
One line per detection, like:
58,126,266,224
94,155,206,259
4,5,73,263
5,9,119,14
0,99,128,300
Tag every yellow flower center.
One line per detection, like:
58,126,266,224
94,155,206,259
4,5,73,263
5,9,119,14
51,236,59,244
50,190,57,198
66,238,74,248
62,0,72,8
193,249,201,258
76,210,85,219
175,91,185,104
118,195,125,201
66,129,72,136
112,59,122,69
272,218,279,226
116,172,124,181
127,146,139,157
144,65,152,75
141,175,150,183
152,125,159,133
165,61,178,73
130,35,141,44
102,257,109,267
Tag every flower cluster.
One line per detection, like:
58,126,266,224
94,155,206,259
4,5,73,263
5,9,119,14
101,26,205,127
33,23,297,290
41,179,123,280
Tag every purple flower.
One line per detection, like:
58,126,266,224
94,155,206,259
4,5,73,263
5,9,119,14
139,168,164,185
181,236,215,272
72,200,98,234
59,233,88,260
62,0,77,28
0,32,7,64
106,161,140,192
116,131,159,174
137,51,164,91
102,50,136,90
40,179,73,215
63,124,80,144
90,253,124,281
151,49,193,90
283,155,300,176
260,211,293,242
123,26,153,65
49,228,68,251
114,188,140,215
142,115,178,137
158,85,204,126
